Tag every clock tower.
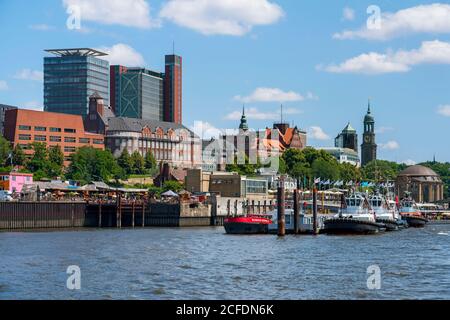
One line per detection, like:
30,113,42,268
361,101,377,166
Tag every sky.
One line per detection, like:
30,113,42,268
0,0,449,165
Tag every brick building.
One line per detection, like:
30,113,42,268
4,109,105,165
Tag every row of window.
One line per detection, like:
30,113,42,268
18,135,103,144
18,126,77,133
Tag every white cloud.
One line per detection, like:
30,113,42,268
14,69,43,82
29,24,55,31
334,3,450,40
159,0,284,36
380,140,400,150
0,80,8,91
23,101,43,111
190,121,223,139
320,40,450,74
98,43,145,67
308,126,330,140
225,107,301,121
234,87,309,103
62,0,157,29
402,159,417,166
437,105,450,117
342,7,355,21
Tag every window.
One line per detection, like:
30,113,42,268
64,146,76,153
19,134,31,141
20,144,32,150
34,135,46,141
64,137,76,143
50,127,61,132
19,125,31,131
12,176,16,181
93,139,103,145
34,126,46,131
50,136,61,142
64,128,76,133
79,138,90,144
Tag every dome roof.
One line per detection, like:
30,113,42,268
398,165,439,177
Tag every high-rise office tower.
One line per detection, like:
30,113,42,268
163,55,182,124
44,48,109,116
110,66,164,120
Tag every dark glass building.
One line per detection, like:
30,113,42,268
44,48,109,116
335,122,358,153
110,66,163,121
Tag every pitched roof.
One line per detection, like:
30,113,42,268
107,117,197,137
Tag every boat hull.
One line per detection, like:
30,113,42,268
376,218,401,231
324,218,383,235
402,216,428,228
224,222,269,234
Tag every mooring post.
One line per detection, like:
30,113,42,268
313,186,319,235
277,176,286,237
142,201,145,227
132,201,135,228
98,202,102,228
293,179,300,235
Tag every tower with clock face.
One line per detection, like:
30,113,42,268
361,101,377,167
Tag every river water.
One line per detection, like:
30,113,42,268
0,225,449,300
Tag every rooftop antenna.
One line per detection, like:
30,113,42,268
172,40,175,55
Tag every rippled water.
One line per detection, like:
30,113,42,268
0,225,449,300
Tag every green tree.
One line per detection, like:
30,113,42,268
47,145,65,178
339,162,361,182
0,136,12,166
362,160,405,181
225,153,259,176
12,144,26,166
117,149,133,174
67,147,122,184
130,151,145,175
311,158,340,181
162,180,184,192
144,150,158,175
26,142,49,174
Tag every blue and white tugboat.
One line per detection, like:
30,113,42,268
400,193,428,228
324,193,384,234
369,193,404,231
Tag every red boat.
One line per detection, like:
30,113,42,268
224,214,272,234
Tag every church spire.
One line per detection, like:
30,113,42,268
239,104,248,131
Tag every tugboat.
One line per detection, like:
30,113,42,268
400,193,428,228
224,214,272,235
369,193,403,231
324,193,384,234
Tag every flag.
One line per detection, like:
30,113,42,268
314,177,321,184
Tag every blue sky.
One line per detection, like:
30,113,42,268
0,0,449,164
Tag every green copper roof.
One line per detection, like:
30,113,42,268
239,105,248,131
342,122,356,133
364,100,374,122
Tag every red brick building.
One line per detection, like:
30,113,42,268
4,109,105,166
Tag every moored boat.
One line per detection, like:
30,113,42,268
400,194,428,228
370,194,403,231
324,193,384,235
224,214,272,234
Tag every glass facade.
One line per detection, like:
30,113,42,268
44,55,109,116
113,67,163,121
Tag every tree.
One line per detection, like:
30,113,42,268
144,151,158,175
130,151,145,175
225,153,260,176
26,143,49,174
67,147,122,184
117,149,133,174
47,145,65,178
311,158,340,181
0,136,11,166
12,144,26,166
340,162,361,182
362,160,405,181
162,180,184,193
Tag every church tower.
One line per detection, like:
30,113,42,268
239,105,249,132
361,100,377,166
